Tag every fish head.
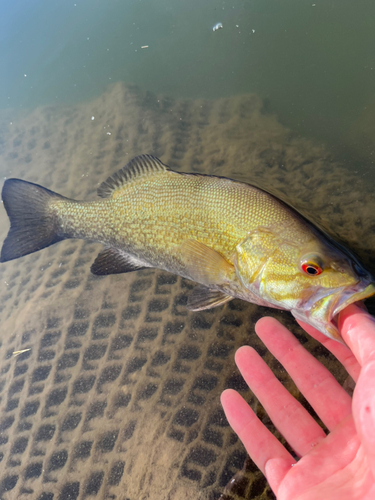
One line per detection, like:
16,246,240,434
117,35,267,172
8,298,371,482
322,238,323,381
235,227,375,341
287,242,375,342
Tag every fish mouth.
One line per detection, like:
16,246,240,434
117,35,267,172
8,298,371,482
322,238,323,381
328,282,375,335
293,281,375,342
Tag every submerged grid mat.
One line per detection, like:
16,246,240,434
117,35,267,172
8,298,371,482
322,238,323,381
0,83,373,499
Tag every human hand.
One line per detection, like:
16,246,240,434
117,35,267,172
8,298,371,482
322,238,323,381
221,304,375,499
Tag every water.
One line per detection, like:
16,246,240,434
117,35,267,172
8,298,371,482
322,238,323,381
0,1,374,499
2,0,375,149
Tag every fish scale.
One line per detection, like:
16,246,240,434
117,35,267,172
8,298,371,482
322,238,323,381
60,173,305,260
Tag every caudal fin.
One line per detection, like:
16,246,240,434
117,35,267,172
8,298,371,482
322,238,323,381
1,179,66,262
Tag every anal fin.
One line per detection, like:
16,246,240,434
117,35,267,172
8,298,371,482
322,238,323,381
91,248,150,276
187,285,233,311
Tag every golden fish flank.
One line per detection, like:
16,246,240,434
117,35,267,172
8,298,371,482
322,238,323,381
1,154,374,341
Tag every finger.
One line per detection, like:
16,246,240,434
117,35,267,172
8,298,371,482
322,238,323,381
255,318,352,431
296,319,360,382
220,389,295,484
235,346,326,457
353,359,375,480
338,303,375,368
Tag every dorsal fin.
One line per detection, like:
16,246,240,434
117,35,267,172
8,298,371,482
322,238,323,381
97,154,169,198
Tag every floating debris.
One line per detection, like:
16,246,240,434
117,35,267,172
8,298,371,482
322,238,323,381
13,348,31,358
212,22,223,32
141,45,149,49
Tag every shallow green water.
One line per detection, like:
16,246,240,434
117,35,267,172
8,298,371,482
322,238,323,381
2,0,375,151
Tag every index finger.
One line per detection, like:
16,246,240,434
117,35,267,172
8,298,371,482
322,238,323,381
338,303,375,367
295,318,360,382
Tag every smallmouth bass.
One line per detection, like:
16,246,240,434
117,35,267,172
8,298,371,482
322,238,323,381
1,154,374,341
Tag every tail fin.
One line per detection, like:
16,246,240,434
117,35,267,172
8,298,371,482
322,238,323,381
1,179,66,262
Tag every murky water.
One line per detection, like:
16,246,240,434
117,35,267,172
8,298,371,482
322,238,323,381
0,1,374,499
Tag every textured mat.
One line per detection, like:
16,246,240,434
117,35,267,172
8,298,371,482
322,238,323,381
0,83,373,499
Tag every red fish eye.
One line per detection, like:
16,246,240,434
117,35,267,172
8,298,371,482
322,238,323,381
301,262,322,276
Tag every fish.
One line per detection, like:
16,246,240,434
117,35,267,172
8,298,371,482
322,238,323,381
1,154,374,342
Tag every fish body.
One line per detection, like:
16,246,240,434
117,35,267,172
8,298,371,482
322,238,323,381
1,155,374,341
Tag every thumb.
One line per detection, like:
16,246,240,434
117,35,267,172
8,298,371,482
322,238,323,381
338,304,375,367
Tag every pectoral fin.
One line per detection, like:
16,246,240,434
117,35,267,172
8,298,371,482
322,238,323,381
179,240,235,286
187,285,233,311
91,248,150,275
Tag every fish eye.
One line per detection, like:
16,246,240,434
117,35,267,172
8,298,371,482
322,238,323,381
300,255,323,276
302,263,322,275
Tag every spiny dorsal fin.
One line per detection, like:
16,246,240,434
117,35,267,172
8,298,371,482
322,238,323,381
97,154,169,198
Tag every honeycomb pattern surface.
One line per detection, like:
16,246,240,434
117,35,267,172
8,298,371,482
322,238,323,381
0,83,373,499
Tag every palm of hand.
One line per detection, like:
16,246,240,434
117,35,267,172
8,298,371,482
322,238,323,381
274,413,370,500
221,305,375,499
